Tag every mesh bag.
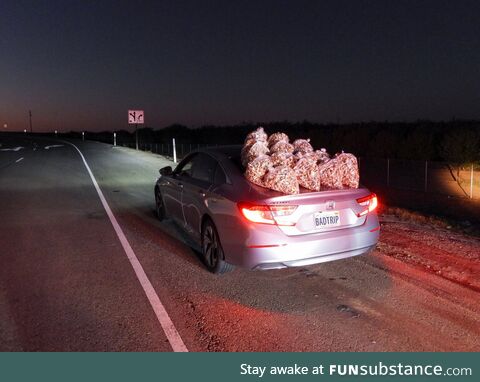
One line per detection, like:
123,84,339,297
267,132,289,149
294,157,321,191
318,153,359,189
244,155,272,187
241,140,269,167
336,153,360,188
270,151,296,168
314,148,330,164
270,140,294,154
263,165,300,195
292,138,313,154
244,127,268,143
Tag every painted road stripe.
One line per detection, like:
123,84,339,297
15,157,24,163
45,144,64,150
0,146,24,152
64,141,188,352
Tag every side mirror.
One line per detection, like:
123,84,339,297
159,166,173,176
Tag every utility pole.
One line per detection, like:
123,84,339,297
29,110,33,133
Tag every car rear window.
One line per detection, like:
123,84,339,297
213,164,227,185
229,155,243,171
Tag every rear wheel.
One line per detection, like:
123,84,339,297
155,188,166,221
201,219,234,274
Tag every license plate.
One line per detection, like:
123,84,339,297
313,211,341,229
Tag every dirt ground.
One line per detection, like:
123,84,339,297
378,212,480,292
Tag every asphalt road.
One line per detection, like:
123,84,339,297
1,135,479,351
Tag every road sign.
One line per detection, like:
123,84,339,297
128,110,144,124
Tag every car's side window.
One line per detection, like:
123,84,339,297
175,154,197,177
191,154,217,183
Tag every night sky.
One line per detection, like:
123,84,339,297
1,0,480,132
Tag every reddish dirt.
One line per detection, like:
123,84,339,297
378,214,480,291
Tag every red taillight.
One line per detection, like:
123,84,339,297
356,193,378,217
238,203,298,226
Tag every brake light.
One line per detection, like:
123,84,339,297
356,193,378,217
238,203,298,226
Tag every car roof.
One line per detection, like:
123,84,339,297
197,145,242,159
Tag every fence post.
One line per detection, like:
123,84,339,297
387,158,390,187
173,138,177,164
424,160,428,192
471,164,474,199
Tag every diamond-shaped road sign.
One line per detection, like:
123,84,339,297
128,110,144,124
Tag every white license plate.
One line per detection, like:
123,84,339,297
313,211,341,229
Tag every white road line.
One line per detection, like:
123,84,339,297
64,141,188,352
0,146,24,152
15,157,24,163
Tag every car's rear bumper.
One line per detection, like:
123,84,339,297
220,214,380,270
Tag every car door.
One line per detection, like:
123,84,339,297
163,154,196,225
181,153,218,240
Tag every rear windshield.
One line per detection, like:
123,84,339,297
229,155,243,171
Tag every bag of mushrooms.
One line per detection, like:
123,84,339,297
243,127,359,194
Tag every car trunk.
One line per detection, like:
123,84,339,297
258,187,372,236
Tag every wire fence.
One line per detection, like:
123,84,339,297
116,140,479,201
359,157,479,200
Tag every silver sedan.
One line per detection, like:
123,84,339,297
154,146,379,274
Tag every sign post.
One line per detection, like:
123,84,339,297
113,132,117,147
128,110,144,150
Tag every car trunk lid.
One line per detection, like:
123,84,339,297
260,188,372,236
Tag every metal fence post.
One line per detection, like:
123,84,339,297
173,138,177,163
424,160,428,192
387,158,390,187
471,164,474,199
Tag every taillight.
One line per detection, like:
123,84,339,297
356,193,378,217
238,203,298,226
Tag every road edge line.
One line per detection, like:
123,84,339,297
64,141,188,352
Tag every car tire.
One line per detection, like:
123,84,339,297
155,188,166,221
201,218,234,274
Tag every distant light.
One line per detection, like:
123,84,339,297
3,123,7,129
24,129,27,133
